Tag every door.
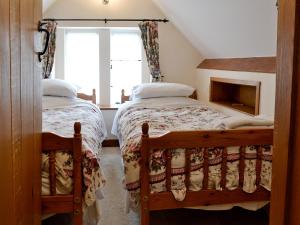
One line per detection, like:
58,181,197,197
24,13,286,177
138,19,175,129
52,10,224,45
0,0,42,225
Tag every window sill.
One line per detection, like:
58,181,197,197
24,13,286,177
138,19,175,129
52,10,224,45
98,104,120,110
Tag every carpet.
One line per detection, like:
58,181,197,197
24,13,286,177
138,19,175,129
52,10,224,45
98,147,140,225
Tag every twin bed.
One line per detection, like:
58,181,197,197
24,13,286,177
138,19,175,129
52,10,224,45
41,79,107,225
114,83,273,225
42,80,274,225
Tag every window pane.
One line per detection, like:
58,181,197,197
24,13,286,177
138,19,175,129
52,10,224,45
111,30,142,61
110,29,142,104
110,61,142,104
65,31,99,100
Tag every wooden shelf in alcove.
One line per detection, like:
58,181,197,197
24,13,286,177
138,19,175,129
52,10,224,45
210,77,261,116
212,101,256,115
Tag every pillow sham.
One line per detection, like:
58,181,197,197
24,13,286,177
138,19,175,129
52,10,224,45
132,83,195,99
42,79,79,98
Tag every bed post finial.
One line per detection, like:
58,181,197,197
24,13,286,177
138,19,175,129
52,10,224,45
74,122,81,137
92,89,96,104
142,123,149,136
121,89,130,104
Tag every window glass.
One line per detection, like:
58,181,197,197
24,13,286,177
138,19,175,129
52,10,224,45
110,29,142,104
65,30,100,100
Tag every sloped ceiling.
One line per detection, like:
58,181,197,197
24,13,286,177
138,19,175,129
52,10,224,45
43,0,58,12
152,0,278,58
44,0,278,58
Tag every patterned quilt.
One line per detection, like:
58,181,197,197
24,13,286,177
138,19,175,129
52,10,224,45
112,97,272,209
42,96,107,207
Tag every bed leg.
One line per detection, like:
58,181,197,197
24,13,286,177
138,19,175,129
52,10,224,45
73,212,83,225
141,208,150,225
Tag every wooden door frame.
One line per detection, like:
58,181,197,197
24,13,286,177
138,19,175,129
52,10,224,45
1,0,42,224
33,0,42,224
32,0,299,224
270,0,300,225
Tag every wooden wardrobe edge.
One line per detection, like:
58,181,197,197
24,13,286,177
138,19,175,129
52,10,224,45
270,1,300,225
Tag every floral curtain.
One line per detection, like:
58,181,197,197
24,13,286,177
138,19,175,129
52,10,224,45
41,21,57,79
138,21,162,82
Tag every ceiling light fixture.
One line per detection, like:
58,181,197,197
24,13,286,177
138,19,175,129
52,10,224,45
103,0,109,5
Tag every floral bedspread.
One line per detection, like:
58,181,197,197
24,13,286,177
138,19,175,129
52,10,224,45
112,97,272,209
42,96,107,207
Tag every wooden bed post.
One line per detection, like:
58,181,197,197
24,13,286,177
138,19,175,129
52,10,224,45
92,89,96,105
73,122,83,225
121,89,130,103
77,89,96,104
140,123,150,225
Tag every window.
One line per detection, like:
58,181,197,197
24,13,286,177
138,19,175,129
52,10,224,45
110,29,142,104
64,30,100,100
54,27,148,104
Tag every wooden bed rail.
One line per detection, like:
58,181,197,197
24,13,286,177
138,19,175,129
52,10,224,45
140,122,273,225
77,89,96,104
42,122,83,225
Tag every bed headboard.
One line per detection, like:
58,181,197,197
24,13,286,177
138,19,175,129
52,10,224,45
121,89,197,104
77,89,96,104
121,89,130,103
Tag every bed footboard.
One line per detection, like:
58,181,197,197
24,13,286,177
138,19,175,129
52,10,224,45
140,122,273,225
42,122,83,225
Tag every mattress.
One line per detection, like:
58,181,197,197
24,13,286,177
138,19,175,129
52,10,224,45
42,96,107,223
112,97,272,211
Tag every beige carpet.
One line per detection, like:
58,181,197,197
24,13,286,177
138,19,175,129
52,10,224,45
98,147,140,225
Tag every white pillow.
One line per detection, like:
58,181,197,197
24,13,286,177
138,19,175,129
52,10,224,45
42,79,79,98
132,83,195,99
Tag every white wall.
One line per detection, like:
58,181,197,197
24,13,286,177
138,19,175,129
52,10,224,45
44,0,203,87
153,0,278,58
196,69,276,118
43,0,57,12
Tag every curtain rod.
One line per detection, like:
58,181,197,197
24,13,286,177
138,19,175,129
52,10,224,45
42,18,169,23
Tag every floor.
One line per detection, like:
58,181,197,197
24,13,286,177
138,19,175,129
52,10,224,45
42,147,269,225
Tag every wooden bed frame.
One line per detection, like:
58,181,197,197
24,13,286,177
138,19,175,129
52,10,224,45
140,123,273,225
120,88,273,224
121,89,198,103
41,89,97,225
42,122,83,225
78,88,96,104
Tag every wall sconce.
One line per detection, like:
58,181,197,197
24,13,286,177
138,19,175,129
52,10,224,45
103,0,109,5
37,22,50,62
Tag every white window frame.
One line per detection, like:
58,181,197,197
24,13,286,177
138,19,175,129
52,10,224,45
54,27,150,105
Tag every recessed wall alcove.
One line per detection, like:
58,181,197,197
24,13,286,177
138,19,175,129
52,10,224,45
210,77,261,116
